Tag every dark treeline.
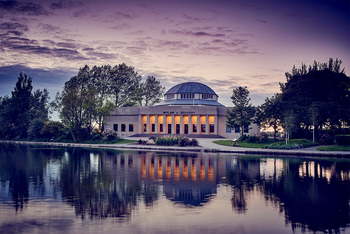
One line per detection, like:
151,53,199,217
0,63,165,142
256,58,350,141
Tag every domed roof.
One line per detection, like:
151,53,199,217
165,82,217,95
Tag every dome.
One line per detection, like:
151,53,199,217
156,82,224,106
165,82,217,95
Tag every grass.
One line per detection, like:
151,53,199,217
316,145,350,151
213,139,278,148
213,138,319,149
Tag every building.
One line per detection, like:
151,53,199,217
105,82,260,138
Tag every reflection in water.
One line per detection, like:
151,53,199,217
0,143,349,234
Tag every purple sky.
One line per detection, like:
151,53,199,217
1,0,349,113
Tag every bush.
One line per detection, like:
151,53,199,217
238,135,248,142
264,143,303,149
101,128,118,141
178,138,191,146
260,132,269,143
149,136,157,141
335,135,350,145
319,133,334,145
247,136,259,143
190,138,199,146
155,135,180,146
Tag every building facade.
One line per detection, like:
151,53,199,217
105,82,260,139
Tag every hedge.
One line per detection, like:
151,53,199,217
335,135,350,145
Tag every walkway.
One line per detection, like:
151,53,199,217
1,138,349,158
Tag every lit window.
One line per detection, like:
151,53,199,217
129,124,134,132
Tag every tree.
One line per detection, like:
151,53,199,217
0,73,50,139
225,86,256,136
53,80,99,142
109,63,142,107
280,58,350,138
256,93,283,141
139,76,165,106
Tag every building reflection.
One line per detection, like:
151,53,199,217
102,152,220,207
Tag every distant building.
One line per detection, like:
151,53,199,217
105,82,260,138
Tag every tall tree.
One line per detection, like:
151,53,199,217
280,58,350,138
0,73,50,139
139,76,165,106
110,63,142,107
226,86,256,136
256,93,283,141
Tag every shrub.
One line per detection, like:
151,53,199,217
247,136,259,143
178,138,191,146
238,135,248,142
260,132,269,143
155,135,180,146
319,133,335,145
190,138,199,146
264,143,303,149
101,128,118,141
149,135,157,141
335,135,350,145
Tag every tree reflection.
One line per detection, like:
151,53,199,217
57,148,142,220
225,157,261,214
260,158,350,233
0,144,55,211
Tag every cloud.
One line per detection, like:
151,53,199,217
169,29,225,37
283,13,307,19
50,0,84,10
0,64,77,98
0,1,51,16
256,19,267,23
86,51,117,60
0,22,28,31
37,23,63,34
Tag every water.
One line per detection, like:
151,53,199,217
0,143,349,234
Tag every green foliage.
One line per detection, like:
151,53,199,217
149,135,157,141
155,135,180,146
263,139,319,149
154,135,197,146
226,86,256,136
178,138,191,146
190,138,199,146
319,133,335,145
101,128,118,141
335,135,350,145
140,76,166,106
27,118,45,140
256,94,283,141
0,73,50,139
316,145,350,151
238,134,248,142
263,143,304,149
279,58,350,139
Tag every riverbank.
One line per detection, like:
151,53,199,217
1,138,350,158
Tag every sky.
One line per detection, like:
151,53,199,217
0,0,349,117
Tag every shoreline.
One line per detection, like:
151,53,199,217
1,139,349,159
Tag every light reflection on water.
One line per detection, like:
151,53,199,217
0,143,349,234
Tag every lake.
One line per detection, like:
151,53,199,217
0,143,349,234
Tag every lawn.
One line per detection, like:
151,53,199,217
213,139,278,148
316,145,350,151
